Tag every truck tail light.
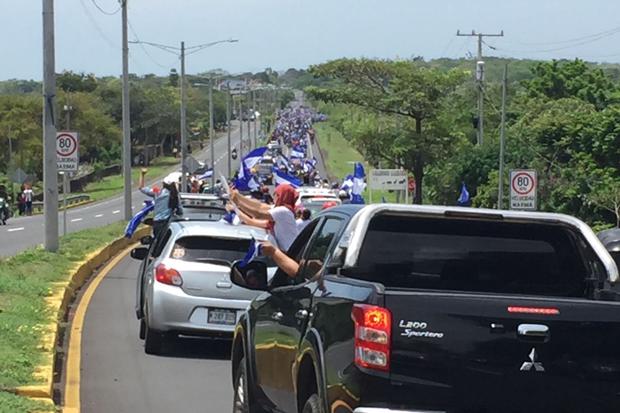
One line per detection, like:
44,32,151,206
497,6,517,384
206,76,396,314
351,304,391,372
155,264,183,286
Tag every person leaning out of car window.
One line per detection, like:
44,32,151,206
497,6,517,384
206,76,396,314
139,173,183,238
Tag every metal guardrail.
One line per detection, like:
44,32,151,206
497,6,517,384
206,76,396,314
32,194,91,213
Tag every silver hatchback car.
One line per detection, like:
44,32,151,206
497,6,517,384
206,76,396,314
131,221,270,354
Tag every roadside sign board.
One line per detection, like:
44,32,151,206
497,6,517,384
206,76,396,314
510,169,537,210
56,131,79,172
369,169,407,191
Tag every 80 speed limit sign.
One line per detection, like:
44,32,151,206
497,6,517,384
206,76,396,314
57,132,79,172
510,169,537,210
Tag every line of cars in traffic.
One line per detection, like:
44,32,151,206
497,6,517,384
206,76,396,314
130,188,620,412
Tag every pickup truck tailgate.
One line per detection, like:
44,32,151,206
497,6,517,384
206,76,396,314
386,292,620,412
351,212,620,412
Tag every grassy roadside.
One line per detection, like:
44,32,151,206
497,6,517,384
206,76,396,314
0,221,127,412
314,123,401,203
78,156,178,203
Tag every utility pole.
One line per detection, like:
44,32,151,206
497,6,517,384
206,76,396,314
239,97,244,159
457,30,503,145
252,89,257,147
180,41,187,192
43,0,58,251
121,0,132,220
208,76,215,188
498,64,508,210
226,88,232,178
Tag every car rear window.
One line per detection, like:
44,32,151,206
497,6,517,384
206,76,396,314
170,236,250,265
353,215,600,297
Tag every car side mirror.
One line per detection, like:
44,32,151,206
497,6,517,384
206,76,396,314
140,235,154,245
230,260,269,291
143,218,154,226
130,247,149,261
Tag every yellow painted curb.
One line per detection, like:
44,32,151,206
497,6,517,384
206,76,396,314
10,226,151,405
63,244,136,413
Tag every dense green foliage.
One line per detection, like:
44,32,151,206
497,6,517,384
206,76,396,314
309,58,620,227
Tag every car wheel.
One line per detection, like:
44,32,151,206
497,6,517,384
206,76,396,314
302,394,323,413
139,318,146,340
144,321,164,355
233,356,264,413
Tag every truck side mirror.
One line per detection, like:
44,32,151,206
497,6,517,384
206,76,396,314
230,260,269,291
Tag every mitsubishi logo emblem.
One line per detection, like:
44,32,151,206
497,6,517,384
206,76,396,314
520,348,545,372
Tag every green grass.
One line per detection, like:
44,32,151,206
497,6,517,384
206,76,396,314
79,156,178,203
0,391,53,413
0,221,127,410
315,123,403,204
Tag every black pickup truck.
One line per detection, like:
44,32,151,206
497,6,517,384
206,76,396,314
229,204,620,413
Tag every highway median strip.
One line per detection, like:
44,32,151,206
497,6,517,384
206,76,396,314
0,221,149,412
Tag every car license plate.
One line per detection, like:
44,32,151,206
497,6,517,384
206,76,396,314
208,308,236,325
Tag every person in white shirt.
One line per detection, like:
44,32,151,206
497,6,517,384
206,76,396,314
231,184,299,252
296,209,311,232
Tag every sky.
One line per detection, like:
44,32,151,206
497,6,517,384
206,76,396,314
1,0,620,80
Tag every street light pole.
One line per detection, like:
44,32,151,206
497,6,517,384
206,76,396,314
122,0,132,220
208,76,215,188
180,41,187,192
43,0,58,251
227,88,232,178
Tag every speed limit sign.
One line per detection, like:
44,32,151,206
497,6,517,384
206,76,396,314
510,169,537,210
57,132,79,172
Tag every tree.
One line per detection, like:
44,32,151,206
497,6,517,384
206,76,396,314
307,58,467,203
524,59,618,109
57,71,97,93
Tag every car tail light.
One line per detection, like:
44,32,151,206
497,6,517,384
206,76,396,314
508,306,559,315
155,264,183,286
351,304,392,372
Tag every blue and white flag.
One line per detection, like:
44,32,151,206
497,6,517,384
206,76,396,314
197,168,213,180
243,147,268,170
235,164,260,192
290,147,305,159
273,168,302,188
457,183,470,206
341,174,354,192
124,200,154,238
221,210,241,225
239,238,263,268
351,162,366,205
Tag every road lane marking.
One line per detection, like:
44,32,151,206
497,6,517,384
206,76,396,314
7,227,25,232
71,218,83,223
64,244,136,413
95,214,103,218
112,210,120,214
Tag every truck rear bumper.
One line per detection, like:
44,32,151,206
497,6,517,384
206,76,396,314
354,409,445,413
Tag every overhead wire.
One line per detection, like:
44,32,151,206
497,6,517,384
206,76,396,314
89,0,121,15
127,20,177,70
79,0,118,50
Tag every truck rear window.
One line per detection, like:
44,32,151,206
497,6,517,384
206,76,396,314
354,215,596,297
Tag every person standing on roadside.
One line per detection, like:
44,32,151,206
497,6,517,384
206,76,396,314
139,173,183,238
230,184,299,252
23,185,33,216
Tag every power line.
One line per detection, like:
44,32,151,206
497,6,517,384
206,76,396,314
89,0,121,15
484,28,620,54
127,20,174,70
79,0,118,50
505,25,620,47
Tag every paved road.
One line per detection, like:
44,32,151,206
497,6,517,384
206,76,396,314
80,253,233,413
0,122,250,258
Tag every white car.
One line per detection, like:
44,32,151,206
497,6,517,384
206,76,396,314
131,221,272,355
